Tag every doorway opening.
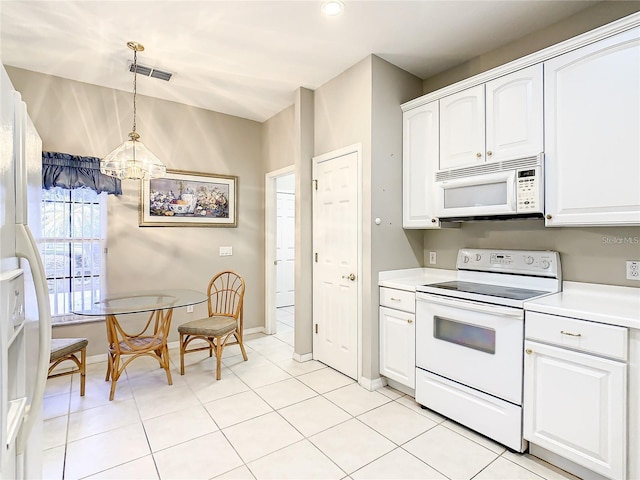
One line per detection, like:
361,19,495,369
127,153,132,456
265,166,295,345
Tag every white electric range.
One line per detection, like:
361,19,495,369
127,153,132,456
414,248,561,452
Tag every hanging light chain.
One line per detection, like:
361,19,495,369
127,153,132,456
132,47,138,135
126,41,144,141
101,40,166,180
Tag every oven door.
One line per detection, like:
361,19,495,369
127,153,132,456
416,293,524,405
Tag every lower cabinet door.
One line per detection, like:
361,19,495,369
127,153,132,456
523,340,627,480
379,306,415,388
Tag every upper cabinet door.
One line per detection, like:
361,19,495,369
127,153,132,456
545,27,640,226
439,85,485,170
403,102,441,228
486,65,543,163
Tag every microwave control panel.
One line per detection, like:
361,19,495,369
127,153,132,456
516,168,539,212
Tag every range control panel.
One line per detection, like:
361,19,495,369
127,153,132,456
457,249,560,277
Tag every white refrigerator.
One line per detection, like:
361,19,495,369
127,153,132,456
1,65,51,479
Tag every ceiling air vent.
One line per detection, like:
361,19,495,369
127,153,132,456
127,61,173,82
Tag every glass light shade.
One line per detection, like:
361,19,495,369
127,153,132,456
100,134,166,180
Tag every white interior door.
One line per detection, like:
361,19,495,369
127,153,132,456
276,191,295,307
312,149,359,380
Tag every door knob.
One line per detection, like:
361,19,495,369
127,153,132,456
342,273,356,281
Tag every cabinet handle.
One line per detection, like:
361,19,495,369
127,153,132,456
525,348,533,354
431,218,437,223
407,319,413,324
560,330,582,337
546,214,552,220
476,152,482,158
487,151,493,157
390,297,401,302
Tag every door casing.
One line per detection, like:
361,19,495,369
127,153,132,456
265,165,295,335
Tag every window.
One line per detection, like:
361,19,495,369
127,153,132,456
41,187,106,324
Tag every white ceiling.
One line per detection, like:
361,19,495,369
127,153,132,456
1,0,600,123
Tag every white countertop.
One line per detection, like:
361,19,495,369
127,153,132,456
378,267,457,291
525,281,640,330
379,268,640,330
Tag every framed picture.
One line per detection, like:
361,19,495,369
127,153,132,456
139,169,237,227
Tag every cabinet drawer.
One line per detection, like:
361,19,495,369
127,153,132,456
525,311,628,361
380,287,415,313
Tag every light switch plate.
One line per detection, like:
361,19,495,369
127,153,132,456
219,246,233,256
626,261,639,280
429,251,437,265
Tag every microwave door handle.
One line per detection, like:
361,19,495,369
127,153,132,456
418,294,523,318
508,171,517,212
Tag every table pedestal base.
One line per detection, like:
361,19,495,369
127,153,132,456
105,308,174,400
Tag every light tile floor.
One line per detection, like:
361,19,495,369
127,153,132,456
274,305,294,346
42,310,581,480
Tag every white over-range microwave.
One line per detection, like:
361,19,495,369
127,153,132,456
434,154,544,221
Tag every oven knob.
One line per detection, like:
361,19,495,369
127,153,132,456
463,255,470,263
540,259,550,269
525,256,534,265
475,254,481,261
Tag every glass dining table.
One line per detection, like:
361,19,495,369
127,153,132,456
73,289,207,400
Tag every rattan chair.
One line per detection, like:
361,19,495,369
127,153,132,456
48,338,88,396
178,271,248,379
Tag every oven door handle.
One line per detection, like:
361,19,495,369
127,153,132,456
417,294,524,318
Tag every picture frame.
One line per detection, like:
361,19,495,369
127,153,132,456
139,169,237,227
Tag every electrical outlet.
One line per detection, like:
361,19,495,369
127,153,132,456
219,246,233,256
627,261,640,280
429,251,437,265
186,305,194,313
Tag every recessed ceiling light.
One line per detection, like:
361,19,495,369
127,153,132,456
321,0,344,16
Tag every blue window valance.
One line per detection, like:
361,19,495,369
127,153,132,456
42,152,122,195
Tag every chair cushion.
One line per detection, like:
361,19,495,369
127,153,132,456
178,316,237,337
117,336,163,352
50,338,88,362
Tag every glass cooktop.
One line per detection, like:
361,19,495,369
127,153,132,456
424,281,549,301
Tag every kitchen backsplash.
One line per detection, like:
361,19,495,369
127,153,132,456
422,219,640,287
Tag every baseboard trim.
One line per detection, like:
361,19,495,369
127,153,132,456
244,326,266,336
359,376,386,392
293,352,313,362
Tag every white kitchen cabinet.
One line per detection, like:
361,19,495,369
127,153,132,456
439,65,543,171
379,287,415,388
485,64,543,163
524,312,628,480
402,101,441,228
544,27,640,226
439,85,484,170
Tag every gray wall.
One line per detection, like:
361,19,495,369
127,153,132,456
424,221,640,287
424,2,640,93
313,56,372,379
313,55,427,381
7,67,266,355
294,88,315,358
7,0,639,362
419,3,640,288
368,56,424,379
262,104,295,173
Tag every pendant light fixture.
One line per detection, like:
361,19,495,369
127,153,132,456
101,41,166,180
